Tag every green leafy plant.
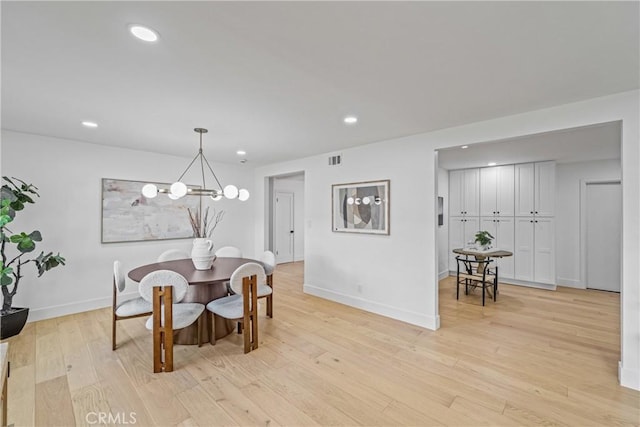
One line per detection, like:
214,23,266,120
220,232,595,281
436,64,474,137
474,230,494,247
1,176,65,315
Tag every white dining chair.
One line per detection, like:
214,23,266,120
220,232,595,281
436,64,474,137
157,249,189,262
112,260,153,351
139,270,205,372
215,246,243,258
258,250,276,317
205,262,265,353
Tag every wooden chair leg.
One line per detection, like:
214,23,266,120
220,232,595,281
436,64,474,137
163,288,174,372
152,288,163,373
208,311,216,345
482,282,486,306
197,314,203,347
112,314,117,351
266,274,273,318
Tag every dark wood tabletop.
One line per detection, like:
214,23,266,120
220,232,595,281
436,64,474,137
127,257,259,284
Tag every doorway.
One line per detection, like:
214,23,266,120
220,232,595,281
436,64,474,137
267,172,305,266
585,181,622,292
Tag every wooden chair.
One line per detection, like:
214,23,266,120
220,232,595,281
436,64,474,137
258,250,276,318
206,262,264,353
138,270,205,372
112,261,152,351
456,256,498,306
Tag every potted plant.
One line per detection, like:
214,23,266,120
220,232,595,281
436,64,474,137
474,230,494,251
1,177,65,339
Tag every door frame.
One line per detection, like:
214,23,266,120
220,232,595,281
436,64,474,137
580,179,622,289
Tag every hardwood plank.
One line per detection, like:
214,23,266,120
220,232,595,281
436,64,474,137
35,376,75,426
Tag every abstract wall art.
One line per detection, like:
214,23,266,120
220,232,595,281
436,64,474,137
332,180,390,235
101,178,201,243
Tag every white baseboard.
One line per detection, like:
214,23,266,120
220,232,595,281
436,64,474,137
294,254,305,262
557,277,584,289
438,270,450,281
26,292,138,323
498,278,557,291
619,361,640,390
303,283,439,330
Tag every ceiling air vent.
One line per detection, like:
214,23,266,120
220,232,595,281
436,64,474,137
328,154,342,166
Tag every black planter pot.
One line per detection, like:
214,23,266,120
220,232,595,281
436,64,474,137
1,307,29,340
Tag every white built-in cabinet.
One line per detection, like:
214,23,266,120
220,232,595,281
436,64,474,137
480,217,515,279
450,161,556,287
449,216,479,272
514,217,555,284
480,165,514,217
515,162,555,217
449,169,480,217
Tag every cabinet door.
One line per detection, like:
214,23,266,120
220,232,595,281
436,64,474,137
514,217,535,281
534,218,556,284
449,217,465,271
515,163,535,216
449,170,465,216
464,217,480,247
495,217,515,279
535,161,555,216
480,168,498,216
464,169,480,216
496,165,515,216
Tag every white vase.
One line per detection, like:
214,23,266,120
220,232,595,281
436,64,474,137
191,238,215,270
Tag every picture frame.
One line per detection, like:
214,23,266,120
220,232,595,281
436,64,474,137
438,196,444,226
332,179,390,235
101,178,201,243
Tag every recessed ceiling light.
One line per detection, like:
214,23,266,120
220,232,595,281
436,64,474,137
129,25,159,42
343,116,358,125
236,150,246,156
82,121,98,128
461,145,469,149
488,162,497,166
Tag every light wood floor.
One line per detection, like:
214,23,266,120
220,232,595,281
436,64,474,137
5,262,639,426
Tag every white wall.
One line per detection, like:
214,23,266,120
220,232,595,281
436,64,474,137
1,130,255,321
253,90,639,390
556,159,621,288
437,167,449,279
273,177,305,262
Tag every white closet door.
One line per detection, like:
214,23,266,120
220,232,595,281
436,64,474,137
515,163,535,216
535,161,556,216
449,170,465,217
480,167,497,216
496,165,515,216
534,218,555,284
515,217,535,281
495,217,515,279
464,169,480,216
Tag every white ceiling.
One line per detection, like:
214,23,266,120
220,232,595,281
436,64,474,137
437,121,622,170
2,2,638,166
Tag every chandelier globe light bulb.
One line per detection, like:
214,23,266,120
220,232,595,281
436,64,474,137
142,183,158,198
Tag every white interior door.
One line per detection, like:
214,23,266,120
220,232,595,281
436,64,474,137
586,182,621,292
275,192,294,264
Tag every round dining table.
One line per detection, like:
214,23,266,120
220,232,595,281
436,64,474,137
128,257,259,345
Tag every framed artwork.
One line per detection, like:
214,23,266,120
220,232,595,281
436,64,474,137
101,178,201,243
332,180,390,235
438,196,444,226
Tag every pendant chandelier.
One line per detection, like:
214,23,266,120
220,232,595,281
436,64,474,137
141,128,250,201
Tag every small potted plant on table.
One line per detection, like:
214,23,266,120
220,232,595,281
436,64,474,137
474,230,494,251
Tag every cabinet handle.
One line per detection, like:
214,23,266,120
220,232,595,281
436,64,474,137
530,211,533,214
535,220,538,223
530,220,533,223
497,211,500,214
535,211,538,214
